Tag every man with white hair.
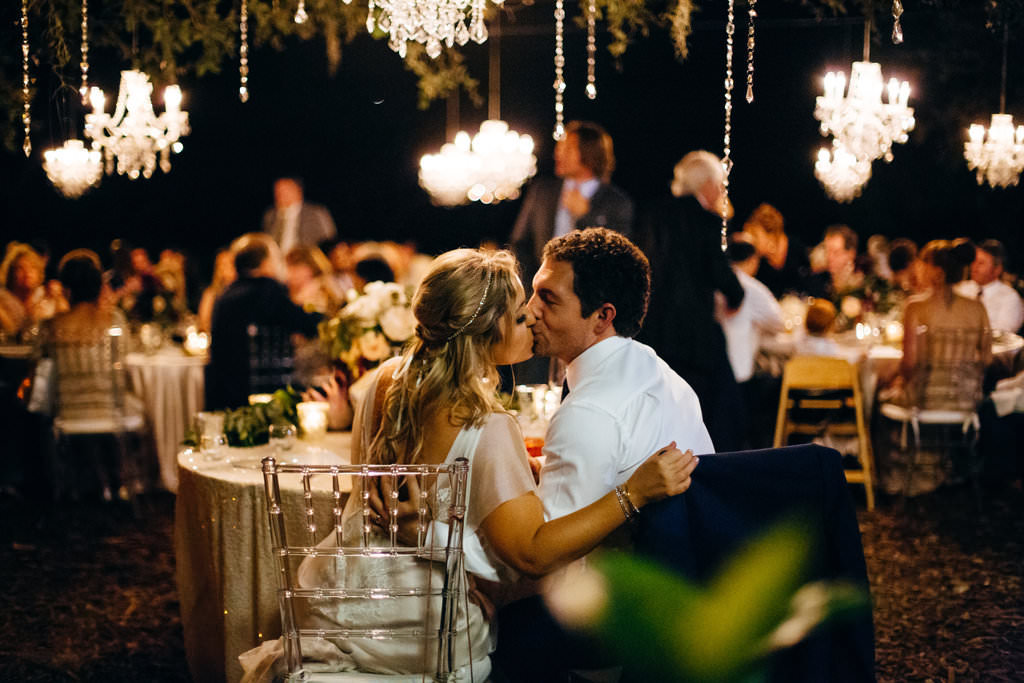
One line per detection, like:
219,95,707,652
638,150,745,451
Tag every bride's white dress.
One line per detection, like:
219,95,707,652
240,363,536,681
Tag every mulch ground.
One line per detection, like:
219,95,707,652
0,484,1021,682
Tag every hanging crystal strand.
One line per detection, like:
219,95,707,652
21,0,31,157
891,0,903,45
553,0,566,140
745,0,757,103
294,0,308,24
239,0,250,102
80,0,89,102
720,0,736,250
585,0,597,100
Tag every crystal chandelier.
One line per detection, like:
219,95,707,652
84,70,189,180
963,25,1024,188
965,116,1024,188
368,0,503,59
43,139,103,198
419,120,536,206
814,142,872,203
815,61,914,163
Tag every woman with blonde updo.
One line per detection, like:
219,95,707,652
242,248,694,680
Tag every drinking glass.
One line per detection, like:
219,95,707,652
196,411,226,461
269,422,297,462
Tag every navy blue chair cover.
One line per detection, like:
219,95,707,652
632,444,876,683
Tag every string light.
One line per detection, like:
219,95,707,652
80,0,89,102
22,0,31,157
239,0,250,102
553,0,566,140
720,0,736,250
294,0,308,24
745,0,757,104
585,0,597,100
891,0,904,45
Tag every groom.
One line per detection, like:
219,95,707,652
492,228,714,682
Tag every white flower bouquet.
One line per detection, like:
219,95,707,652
319,281,417,380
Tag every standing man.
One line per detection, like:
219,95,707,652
638,150,745,452
969,239,1024,334
262,177,337,254
510,121,634,286
492,228,709,683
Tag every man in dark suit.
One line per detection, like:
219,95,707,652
510,121,634,286
262,177,337,253
205,233,321,410
638,150,745,452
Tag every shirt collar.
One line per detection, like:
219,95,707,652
980,280,999,294
564,335,629,393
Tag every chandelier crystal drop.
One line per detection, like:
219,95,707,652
419,120,536,206
369,0,501,60
43,139,103,198
964,114,1024,188
814,61,914,164
84,70,190,180
814,143,872,203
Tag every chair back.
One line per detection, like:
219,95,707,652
261,456,479,681
779,355,858,391
247,324,295,394
51,325,135,434
907,326,987,412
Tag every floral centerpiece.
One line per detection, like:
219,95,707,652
833,274,904,333
319,281,417,381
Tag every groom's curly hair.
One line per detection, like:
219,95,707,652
543,228,650,337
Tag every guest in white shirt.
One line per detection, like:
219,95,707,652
719,240,784,448
970,239,1024,334
719,240,784,384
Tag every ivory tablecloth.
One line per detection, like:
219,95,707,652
126,347,206,492
174,432,352,683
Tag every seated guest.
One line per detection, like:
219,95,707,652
822,224,864,296
888,238,920,294
352,256,395,292
743,203,811,297
0,242,66,338
206,233,322,410
795,298,858,361
197,249,236,333
885,240,991,402
966,239,1024,334
867,234,892,281
322,239,357,296
284,245,343,313
239,248,695,681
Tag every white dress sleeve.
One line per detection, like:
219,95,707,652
464,412,538,532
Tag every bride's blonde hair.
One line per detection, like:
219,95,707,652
367,248,522,465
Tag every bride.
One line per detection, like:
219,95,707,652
241,247,696,681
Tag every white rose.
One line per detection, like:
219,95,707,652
359,330,392,362
379,306,416,342
344,296,380,326
841,296,863,319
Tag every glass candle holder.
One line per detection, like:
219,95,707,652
297,401,329,440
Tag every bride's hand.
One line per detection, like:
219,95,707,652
624,442,698,508
367,475,432,544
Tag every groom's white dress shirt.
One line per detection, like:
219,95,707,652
538,335,715,521
979,279,1024,333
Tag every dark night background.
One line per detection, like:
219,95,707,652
1,2,1022,282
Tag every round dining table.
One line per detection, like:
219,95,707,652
758,329,1024,416
126,345,206,492
174,432,352,683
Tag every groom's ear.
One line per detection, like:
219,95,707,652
592,302,617,334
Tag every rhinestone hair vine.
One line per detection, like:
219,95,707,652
446,268,494,342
